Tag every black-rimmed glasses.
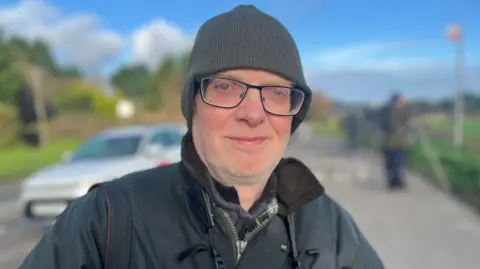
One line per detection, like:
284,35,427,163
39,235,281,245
196,76,305,116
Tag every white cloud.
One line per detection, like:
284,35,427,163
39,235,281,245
315,42,398,67
130,19,194,69
314,41,439,72
307,41,480,102
0,0,194,74
0,0,123,74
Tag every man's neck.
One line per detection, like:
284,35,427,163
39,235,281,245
213,175,273,212
234,183,266,211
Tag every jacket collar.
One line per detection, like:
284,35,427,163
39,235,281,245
180,132,325,215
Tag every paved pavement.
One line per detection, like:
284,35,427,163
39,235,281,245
287,134,480,269
1,131,480,268
0,190,41,269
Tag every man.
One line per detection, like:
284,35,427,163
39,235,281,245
344,109,361,150
20,5,384,269
381,93,413,189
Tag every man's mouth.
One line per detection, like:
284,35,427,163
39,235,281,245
226,136,268,146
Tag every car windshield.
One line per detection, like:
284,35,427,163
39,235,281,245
148,130,183,147
71,134,143,161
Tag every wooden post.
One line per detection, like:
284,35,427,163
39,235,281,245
30,66,49,147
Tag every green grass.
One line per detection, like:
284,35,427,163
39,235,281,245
423,116,480,156
310,120,345,140
434,117,480,135
0,139,80,183
425,117,480,143
409,141,480,211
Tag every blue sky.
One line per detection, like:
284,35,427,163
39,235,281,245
1,0,479,102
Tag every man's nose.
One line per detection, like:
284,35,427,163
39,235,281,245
235,88,266,126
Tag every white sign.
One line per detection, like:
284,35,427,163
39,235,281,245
116,99,135,119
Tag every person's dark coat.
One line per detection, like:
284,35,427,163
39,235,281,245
19,134,384,269
344,112,360,147
383,104,413,150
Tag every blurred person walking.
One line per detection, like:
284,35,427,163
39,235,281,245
344,109,361,150
380,93,413,190
19,5,384,269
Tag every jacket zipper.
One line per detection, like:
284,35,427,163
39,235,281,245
222,209,274,261
220,209,241,260
243,217,271,241
184,160,243,264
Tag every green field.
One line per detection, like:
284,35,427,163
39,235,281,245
0,140,80,183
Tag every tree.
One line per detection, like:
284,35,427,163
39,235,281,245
7,36,30,60
5,34,80,78
28,40,57,74
0,30,23,105
153,56,176,88
178,52,190,72
306,92,331,121
56,67,82,78
110,64,151,98
463,92,480,112
138,56,174,111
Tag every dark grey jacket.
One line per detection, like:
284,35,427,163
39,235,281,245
19,134,384,269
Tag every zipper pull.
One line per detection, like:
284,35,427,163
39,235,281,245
292,258,301,269
213,252,226,269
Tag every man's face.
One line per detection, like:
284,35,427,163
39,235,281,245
192,69,295,186
396,96,407,107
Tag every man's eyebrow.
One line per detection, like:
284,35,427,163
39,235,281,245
263,81,295,87
216,74,238,80
216,74,294,87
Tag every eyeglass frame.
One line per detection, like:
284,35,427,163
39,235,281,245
195,76,306,116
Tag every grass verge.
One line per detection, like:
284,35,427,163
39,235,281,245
0,139,80,184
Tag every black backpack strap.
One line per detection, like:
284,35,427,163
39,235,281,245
89,181,131,269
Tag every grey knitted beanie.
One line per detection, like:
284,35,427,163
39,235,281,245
181,5,312,133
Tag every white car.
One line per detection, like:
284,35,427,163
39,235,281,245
19,124,187,226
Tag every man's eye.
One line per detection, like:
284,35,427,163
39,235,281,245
274,88,288,96
219,83,230,90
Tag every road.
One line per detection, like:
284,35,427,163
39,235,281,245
1,132,480,268
0,183,42,269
